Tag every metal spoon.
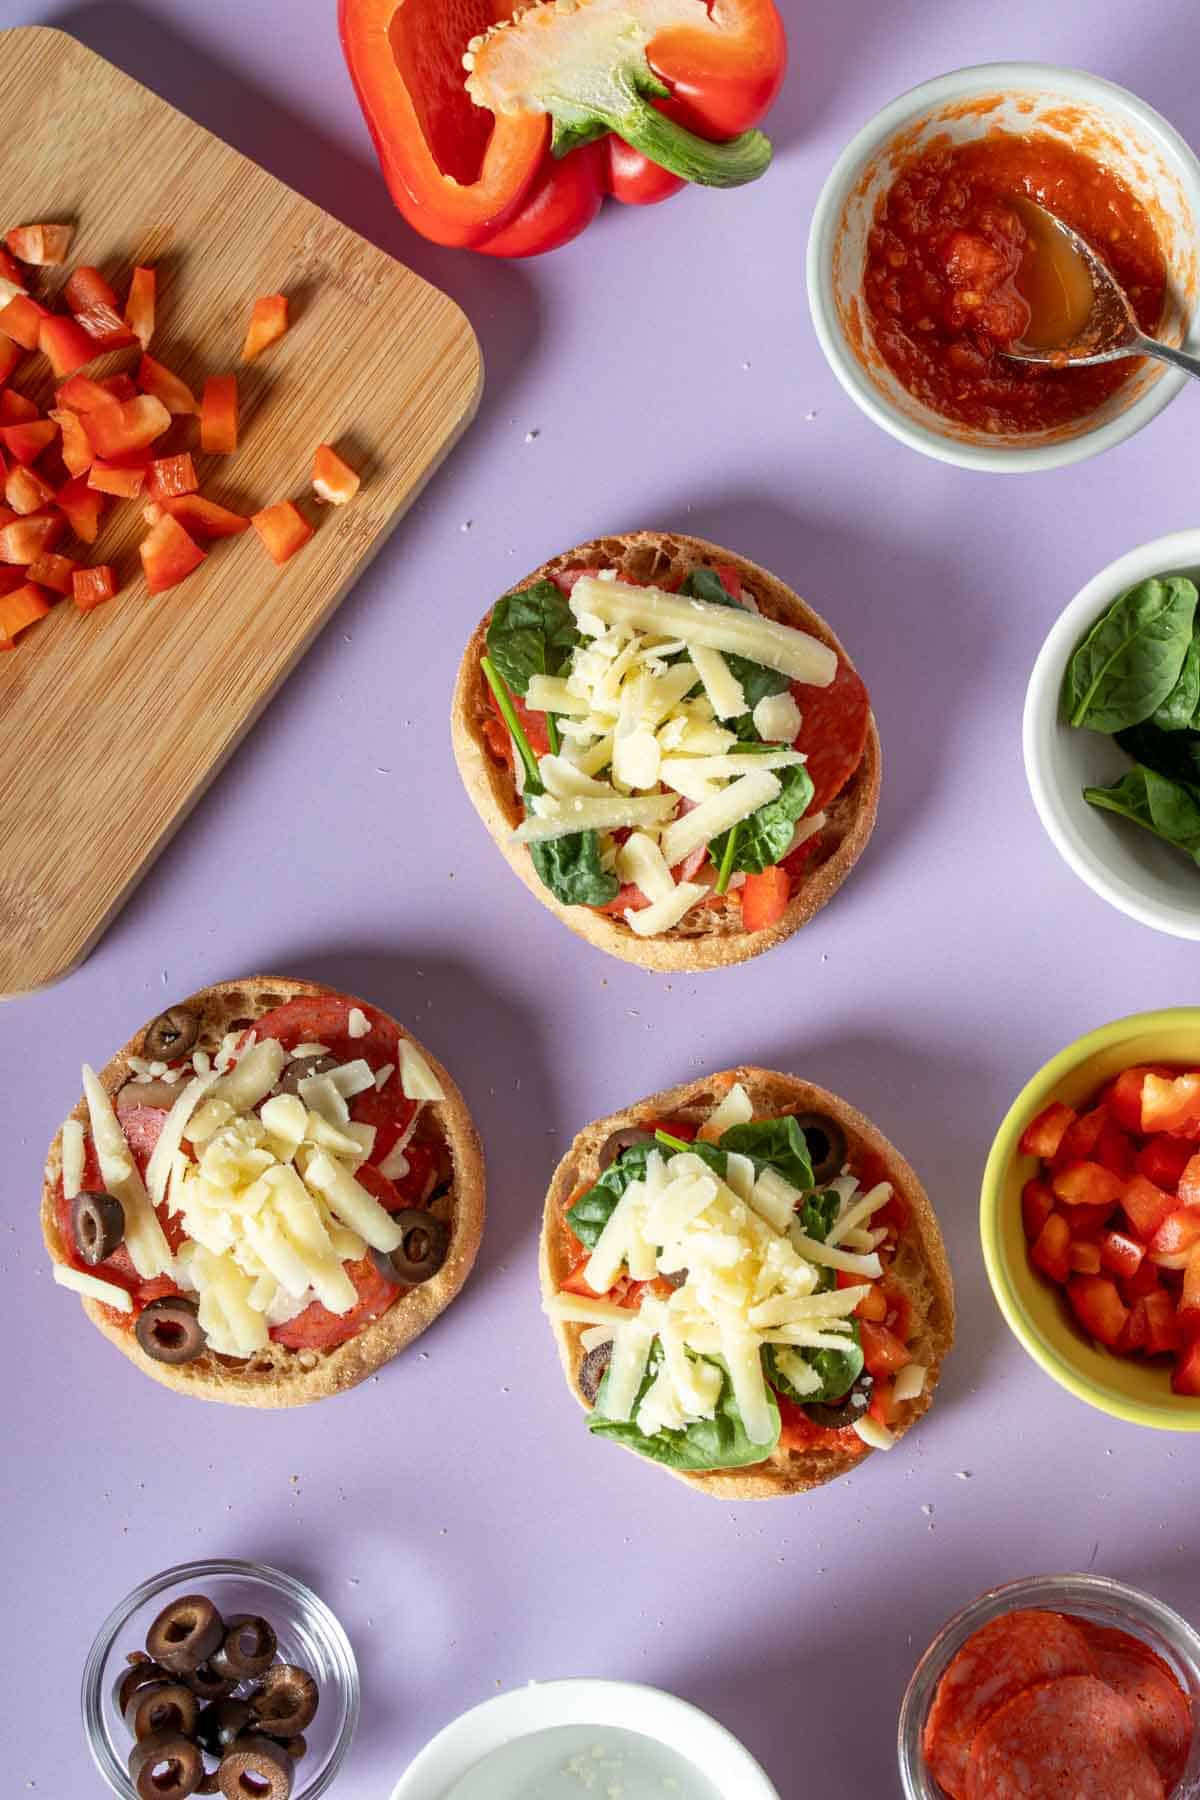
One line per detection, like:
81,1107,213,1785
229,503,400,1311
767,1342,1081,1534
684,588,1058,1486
1003,200,1200,379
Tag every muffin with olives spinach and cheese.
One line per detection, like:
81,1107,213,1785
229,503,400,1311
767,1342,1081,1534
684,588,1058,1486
41,977,485,1406
542,1067,954,1497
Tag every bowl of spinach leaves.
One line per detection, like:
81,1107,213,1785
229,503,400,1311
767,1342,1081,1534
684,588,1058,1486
1024,529,1200,939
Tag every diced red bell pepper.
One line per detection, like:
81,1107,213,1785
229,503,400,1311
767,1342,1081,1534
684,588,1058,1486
1022,1179,1055,1242
137,353,196,415
124,266,155,350
1099,1230,1145,1281
0,336,19,386
0,247,24,289
1171,1336,1200,1395
199,375,237,453
1122,1175,1175,1242
6,223,73,266
1175,1153,1200,1209
88,461,147,499
146,454,197,501
4,464,55,515
1053,1105,1108,1166
80,394,171,459
72,564,119,612
156,494,250,538
1149,1208,1200,1258
38,314,101,379
251,499,313,564
100,373,139,403
1031,1212,1071,1284
0,565,25,594
882,1283,913,1341
26,552,77,596
312,442,360,505
56,475,105,544
0,294,49,350
854,1284,887,1323
1179,1248,1200,1337
1050,1161,1124,1210
242,293,288,361
1122,1257,1164,1304
740,866,790,931
1019,1101,1076,1160
0,419,56,466
0,580,50,646
1104,1067,1157,1133
1137,1135,1193,1191
140,513,205,594
1118,1299,1150,1353
868,1377,897,1427
1141,1072,1200,1136
1093,1120,1136,1179
1068,1240,1102,1275
1144,1288,1180,1356
0,511,62,563
48,408,92,477
1062,1200,1119,1239
1067,1274,1129,1348
63,266,138,349
860,1320,912,1377
56,373,117,413
0,392,36,428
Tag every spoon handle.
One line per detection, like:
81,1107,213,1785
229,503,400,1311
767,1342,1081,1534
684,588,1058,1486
1136,335,1200,383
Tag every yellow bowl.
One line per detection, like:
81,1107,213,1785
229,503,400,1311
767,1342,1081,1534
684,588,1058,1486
981,1008,1200,1432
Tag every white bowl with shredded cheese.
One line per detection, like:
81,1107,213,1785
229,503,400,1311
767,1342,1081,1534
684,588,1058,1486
389,1680,779,1800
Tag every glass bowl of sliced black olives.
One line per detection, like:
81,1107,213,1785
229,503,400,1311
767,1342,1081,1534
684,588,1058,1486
82,1559,358,1799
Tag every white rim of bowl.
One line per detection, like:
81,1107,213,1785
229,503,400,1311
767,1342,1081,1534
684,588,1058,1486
1023,528,1200,940
807,61,1200,473
388,1679,781,1800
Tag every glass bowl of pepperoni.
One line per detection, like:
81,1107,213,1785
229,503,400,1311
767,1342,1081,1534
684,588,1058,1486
808,63,1200,473
898,1574,1200,1798
981,1009,1200,1431
81,1558,358,1799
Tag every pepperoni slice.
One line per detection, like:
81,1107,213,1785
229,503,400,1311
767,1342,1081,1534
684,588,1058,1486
55,1104,184,1298
268,1254,398,1352
252,995,416,1162
923,1610,1096,1797
964,1676,1164,1799
792,659,871,815
1078,1623,1193,1789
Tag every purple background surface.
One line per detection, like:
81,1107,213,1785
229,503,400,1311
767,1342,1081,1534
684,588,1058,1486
3,2,1200,1794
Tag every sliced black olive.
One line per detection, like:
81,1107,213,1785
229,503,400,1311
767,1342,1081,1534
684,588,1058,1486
116,1660,173,1715
136,1297,207,1366
387,1210,449,1285
185,1662,237,1704
271,1053,339,1097
211,1614,278,1681
125,1680,200,1741
119,1078,188,1110
129,1729,204,1800
144,1005,200,1062
249,1664,319,1737
659,1267,688,1290
72,1191,125,1265
578,1340,612,1406
805,1372,874,1431
793,1111,848,1187
146,1594,225,1674
597,1126,655,1170
197,1698,254,1757
217,1733,294,1800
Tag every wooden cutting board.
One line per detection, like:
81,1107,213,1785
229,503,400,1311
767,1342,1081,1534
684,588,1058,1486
0,26,482,997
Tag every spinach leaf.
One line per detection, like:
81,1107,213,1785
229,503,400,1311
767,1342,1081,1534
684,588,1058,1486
485,579,580,698
1062,576,1197,734
1084,764,1200,865
1115,720,1200,787
797,1188,841,1241
589,1346,780,1471
763,1322,863,1407
1153,635,1200,731
530,832,618,909
679,569,790,710
565,1142,655,1248
708,764,815,876
719,1116,814,1191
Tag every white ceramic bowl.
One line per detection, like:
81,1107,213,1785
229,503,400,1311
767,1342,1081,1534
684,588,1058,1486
807,62,1200,472
1024,528,1200,938
388,1680,780,1800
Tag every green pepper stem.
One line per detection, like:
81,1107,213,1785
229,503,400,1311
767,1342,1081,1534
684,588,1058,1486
715,822,741,895
481,656,542,796
606,103,771,189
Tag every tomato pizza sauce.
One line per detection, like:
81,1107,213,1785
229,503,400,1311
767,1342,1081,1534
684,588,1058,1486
862,132,1167,433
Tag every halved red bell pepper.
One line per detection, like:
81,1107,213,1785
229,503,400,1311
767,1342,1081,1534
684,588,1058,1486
73,564,119,612
242,294,288,361
38,314,101,379
200,375,238,454
138,354,197,415
339,0,786,256
125,266,156,350
0,580,50,647
64,267,138,350
0,420,56,466
140,513,205,594
251,499,314,564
